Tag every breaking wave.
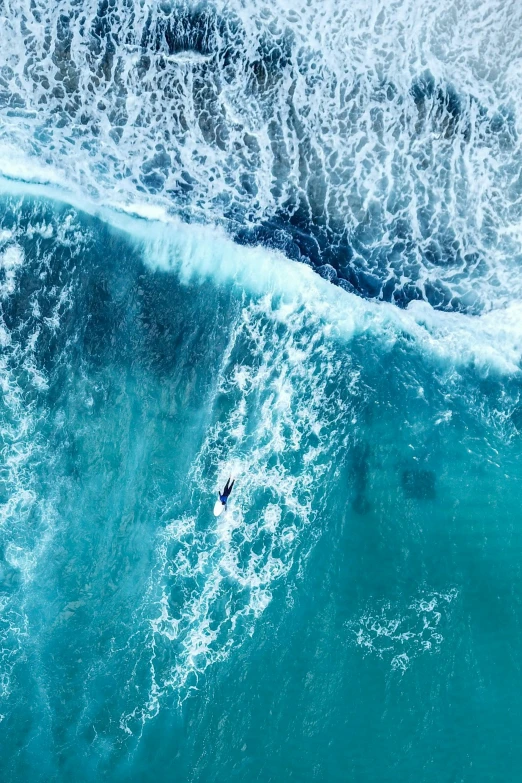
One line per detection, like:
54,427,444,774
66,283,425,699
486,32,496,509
1,0,522,309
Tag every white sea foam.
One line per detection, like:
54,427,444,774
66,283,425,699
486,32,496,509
132,215,522,375
0,244,23,298
348,588,459,672
1,174,520,378
0,0,521,308
0,206,71,705
0,342,43,699
119,282,354,728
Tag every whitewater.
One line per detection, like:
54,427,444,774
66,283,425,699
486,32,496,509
0,1,522,781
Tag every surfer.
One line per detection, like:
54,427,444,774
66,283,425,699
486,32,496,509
219,477,235,508
213,477,236,517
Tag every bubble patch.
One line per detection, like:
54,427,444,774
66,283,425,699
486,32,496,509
348,589,459,672
118,291,357,729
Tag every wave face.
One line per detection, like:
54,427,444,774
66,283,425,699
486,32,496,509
1,0,522,309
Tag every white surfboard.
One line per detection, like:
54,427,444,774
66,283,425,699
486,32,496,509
214,499,225,517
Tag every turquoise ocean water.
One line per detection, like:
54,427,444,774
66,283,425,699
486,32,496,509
1,2,522,781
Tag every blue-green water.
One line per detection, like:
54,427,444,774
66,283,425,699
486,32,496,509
2,0,522,777
1,194,522,781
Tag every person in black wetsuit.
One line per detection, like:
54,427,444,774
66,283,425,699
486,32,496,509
219,477,235,509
